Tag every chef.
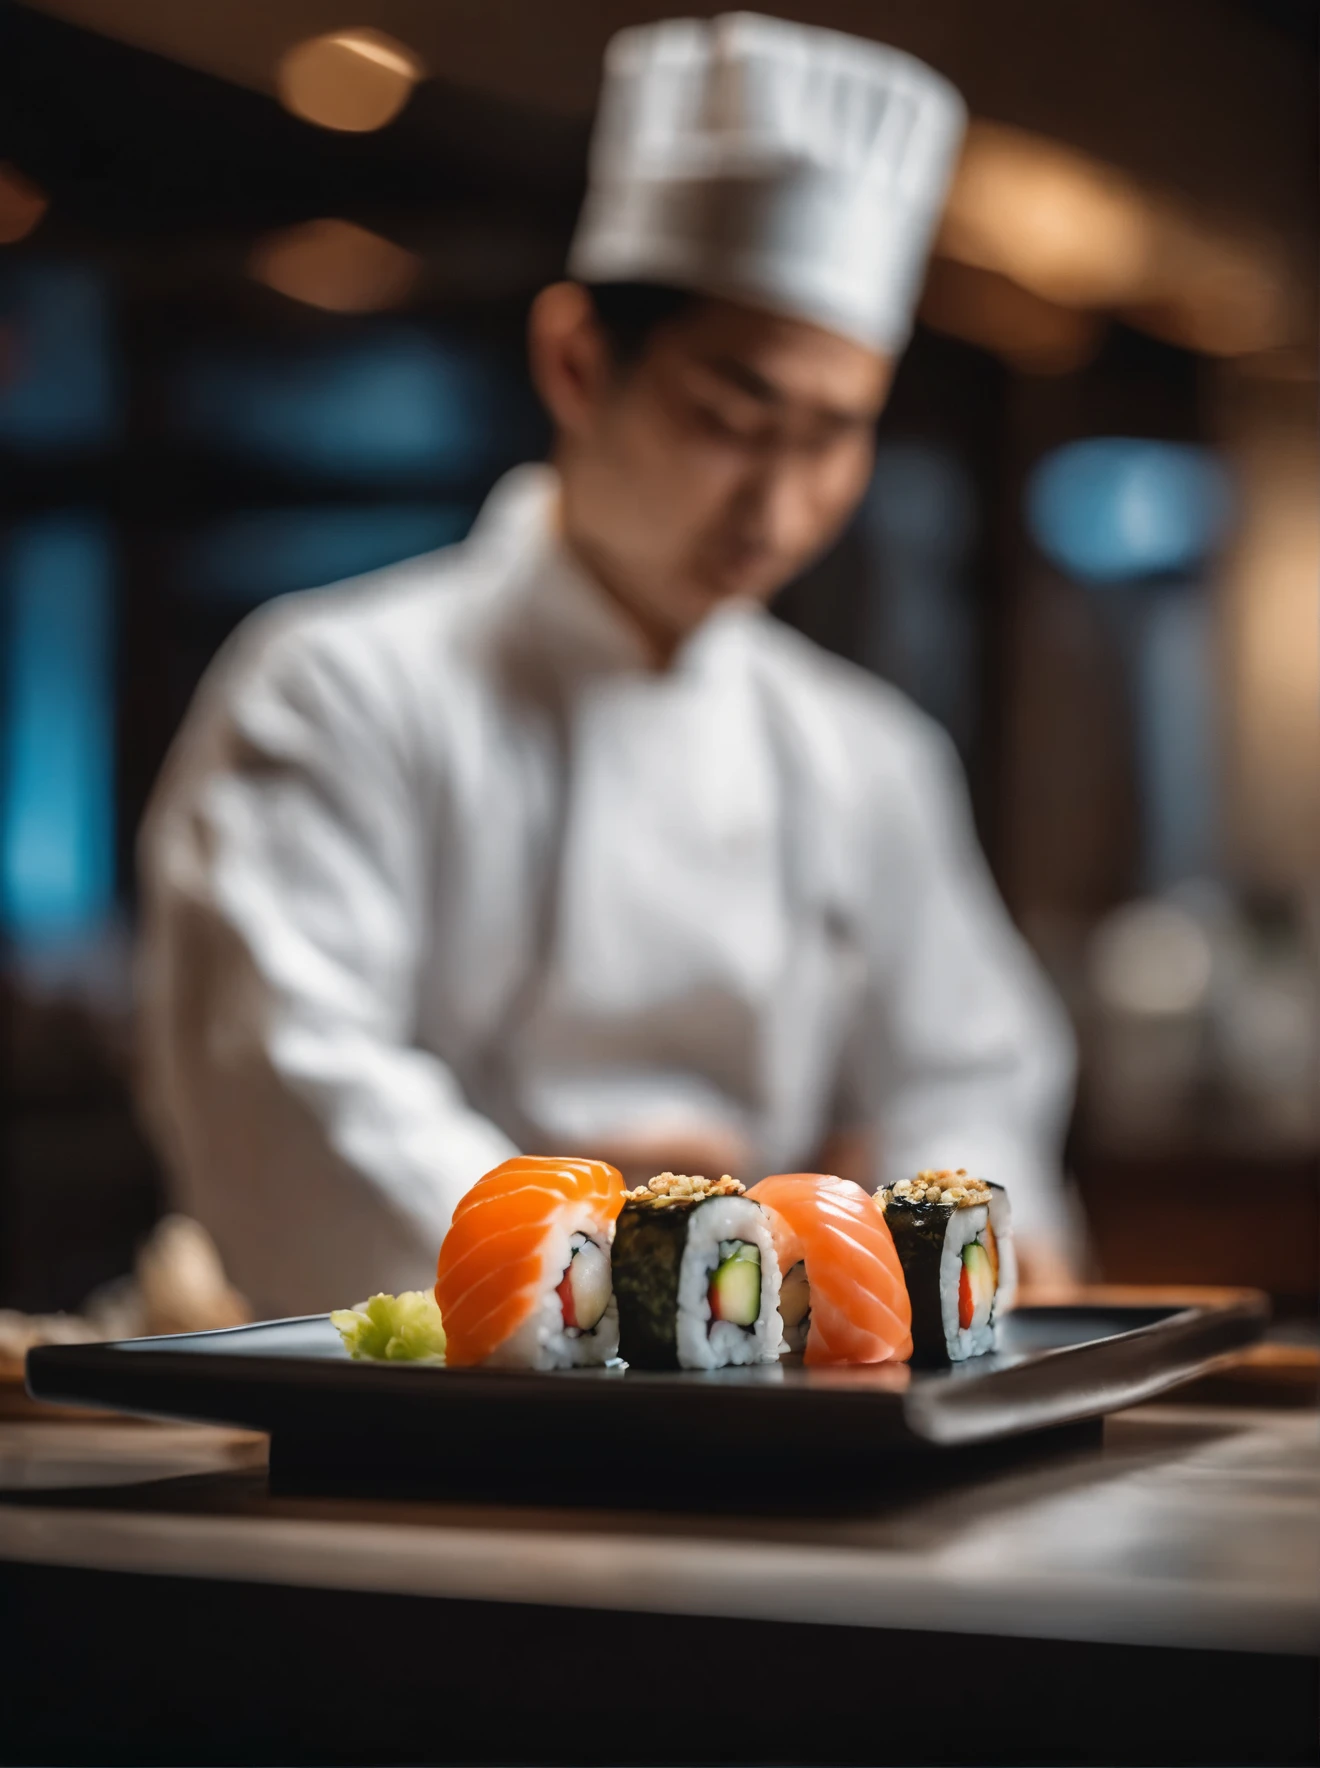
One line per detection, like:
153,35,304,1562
137,13,1080,1318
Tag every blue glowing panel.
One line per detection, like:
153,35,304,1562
0,264,117,452
175,329,536,484
1026,439,1232,585
181,505,476,606
0,517,116,941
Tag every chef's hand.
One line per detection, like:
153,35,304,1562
592,1126,753,1193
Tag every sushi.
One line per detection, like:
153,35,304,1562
879,1169,1017,1364
746,1173,912,1366
435,1156,625,1369
611,1173,783,1370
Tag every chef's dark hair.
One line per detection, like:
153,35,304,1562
583,281,701,369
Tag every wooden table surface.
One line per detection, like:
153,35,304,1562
0,1401,1315,1656
1,1399,1315,1765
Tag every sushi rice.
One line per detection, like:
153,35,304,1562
674,1193,784,1370
938,1202,996,1359
485,1222,619,1370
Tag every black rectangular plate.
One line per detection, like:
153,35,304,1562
25,1296,1267,1499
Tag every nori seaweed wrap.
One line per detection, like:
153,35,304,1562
611,1174,783,1370
881,1171,1016,1364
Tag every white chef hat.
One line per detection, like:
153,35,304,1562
567,12,967,354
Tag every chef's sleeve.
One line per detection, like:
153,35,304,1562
136,615,519,1318
852,715,1081,1260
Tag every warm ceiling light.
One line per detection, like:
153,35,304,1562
935,120,1300,359
249,218,421,313
939,123,1153,309
0,163,48,246
276,29,424,133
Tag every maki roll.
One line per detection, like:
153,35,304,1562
436,1156,625,1368
747,1173,912,1365
612,1173,783,1370
879,1170,1017,1364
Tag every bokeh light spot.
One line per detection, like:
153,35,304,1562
249,219,421,313
1026,439,1232,584
1089,900,1214,1018
0,163,47,246
277,29,424,133
173,329,543,484
182,506,476,606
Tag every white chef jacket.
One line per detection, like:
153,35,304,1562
137,465,1076,1317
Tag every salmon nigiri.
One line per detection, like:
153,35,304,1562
436,1156,625,1369
746,1173,912,1365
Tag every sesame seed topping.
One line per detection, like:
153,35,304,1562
889,1171,993,1209
623,1171,746,1209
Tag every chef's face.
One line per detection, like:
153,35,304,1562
531,283,894,656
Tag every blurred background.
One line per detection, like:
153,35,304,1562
0,0,1315,1326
